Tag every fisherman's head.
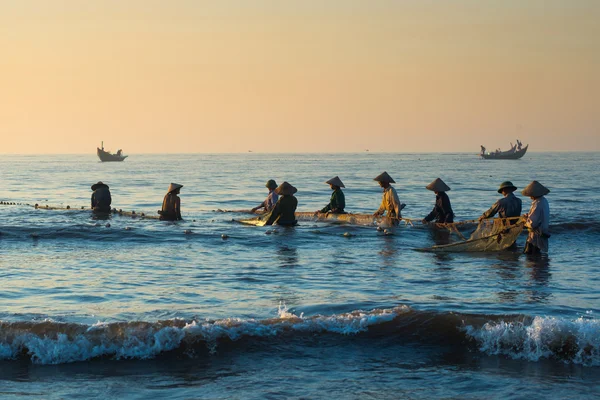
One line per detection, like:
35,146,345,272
426,178,450,195
521,181,549,201
374,172,395,189
167,183,183,195
498,181,517,197
266,179,277,192
325,176,345,191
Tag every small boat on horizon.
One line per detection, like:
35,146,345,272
480,142,528,160
97,142,128,162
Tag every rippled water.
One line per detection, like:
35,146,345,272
0,152,599,399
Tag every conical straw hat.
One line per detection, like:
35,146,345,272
168,183,183,193
373,171,395,183
521,181,549,197
325,176,345,188
91,181,109,190
275,181,297,196
426,178,450,192
497,181,517,193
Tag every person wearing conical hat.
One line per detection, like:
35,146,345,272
422,178,454,224
373,172,402,221
479,181,522,222
251,179,279,214
159,183,183,221
91,181,112,214
264,182,298,226
318,176,346,214
522,181,551,254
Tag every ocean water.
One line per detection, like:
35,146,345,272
0,152,599,399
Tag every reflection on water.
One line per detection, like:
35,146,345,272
378,236,399,267
525,255,552,304
277,246,298,268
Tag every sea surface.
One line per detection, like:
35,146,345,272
0,152,599,399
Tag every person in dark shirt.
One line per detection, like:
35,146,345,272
422,178,454,224
318,176,346,214
479,181,522,223
159,183,183,221
265,182,298,226
91,181,112,213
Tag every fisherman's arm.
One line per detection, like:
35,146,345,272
480,201,500,220
525,201,542,229
264,201,281,225
252,199,267,212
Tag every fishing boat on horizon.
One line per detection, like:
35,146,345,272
479,140,528,160
97,142,128,162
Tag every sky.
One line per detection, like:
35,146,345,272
0,0,598,154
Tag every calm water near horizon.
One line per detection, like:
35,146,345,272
1,152,599,399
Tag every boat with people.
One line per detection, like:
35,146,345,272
97,142,128,162
480,140,528,160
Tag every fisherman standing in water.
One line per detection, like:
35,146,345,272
91,181,112,214
264,182,298,226
479,181,522,223
422,178,454,224
159,183,183,221
251,179,278,214
373,172,402,223
522,181,551,254
317,176,346,214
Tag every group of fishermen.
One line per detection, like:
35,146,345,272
90,172,551,255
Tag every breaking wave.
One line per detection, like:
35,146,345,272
1,306,598,366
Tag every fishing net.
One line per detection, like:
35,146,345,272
423,217,525,252
294,212,401,227
238,212,409,228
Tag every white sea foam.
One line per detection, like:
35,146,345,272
464,316,600,366
0,306,409,364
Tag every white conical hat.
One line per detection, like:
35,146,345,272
325,176,345,188
275,181,297,196
373,171,395,183
426,178,451,192
168,183,183,193
521,181,549,197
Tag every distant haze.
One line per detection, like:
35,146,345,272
1,0,598,154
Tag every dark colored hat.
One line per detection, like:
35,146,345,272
521,181,550,197
373,171,395,184
91,181,109,191
266,179,278,189
426,178,450,192
497,181,517,193
326,176,345,188
275,181,297,196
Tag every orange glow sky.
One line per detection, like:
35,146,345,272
1,0,598,153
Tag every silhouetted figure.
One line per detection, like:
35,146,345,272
264,182,298,226
480,181,522,223
251,179,279,213
522,181,551,254
422,178,454,224
91,182,112,213
159,183,183,221
318,176,346,214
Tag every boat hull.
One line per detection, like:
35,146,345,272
97,148,128,162
481,145,528,160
